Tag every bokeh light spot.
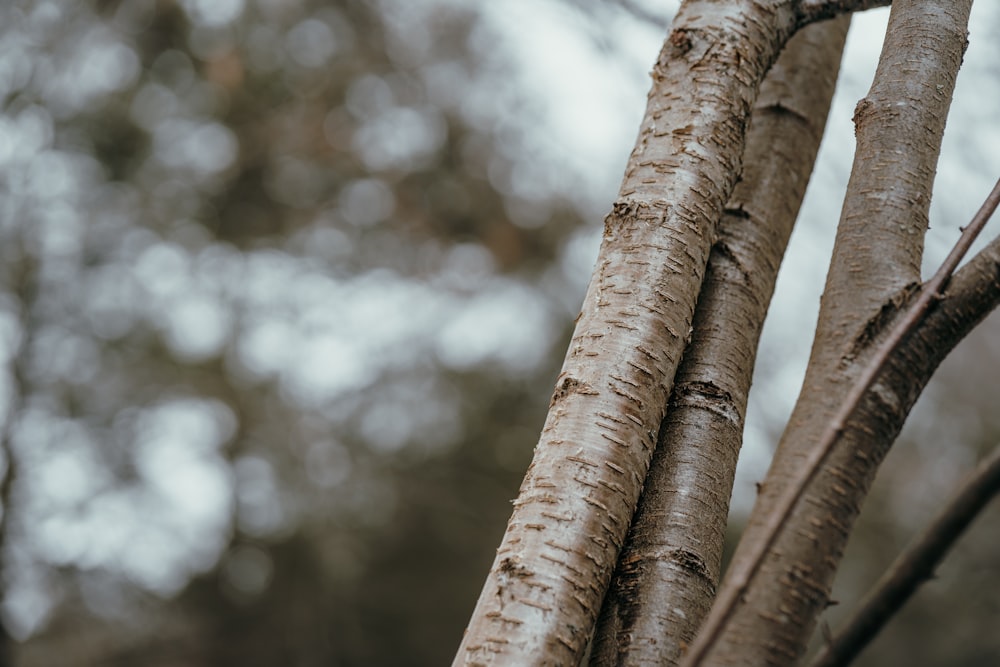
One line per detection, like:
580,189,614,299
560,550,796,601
338,178,395,227
285,18,337,68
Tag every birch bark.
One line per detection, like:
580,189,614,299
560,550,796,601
590,17,850,666
454,1,809,664
688,2,978,664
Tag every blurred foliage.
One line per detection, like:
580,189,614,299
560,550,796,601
0,0,595,664
0,1,998,666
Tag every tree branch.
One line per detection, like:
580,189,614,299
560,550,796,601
682,176,999,666
797,0,892,27
454,2,810,664
590,17,851,667
682,2,977,664
816,0,970,359
809,442,1000,667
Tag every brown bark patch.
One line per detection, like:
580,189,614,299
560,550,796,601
550,374,599,407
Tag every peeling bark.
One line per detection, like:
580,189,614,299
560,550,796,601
590,17,850,667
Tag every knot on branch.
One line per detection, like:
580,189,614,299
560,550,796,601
674,380,742,424
550,374,599,407
852,97,874,135
605,199,672,237
846,282,921,362
669,28,693,55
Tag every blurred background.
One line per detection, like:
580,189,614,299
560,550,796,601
0,0,997,665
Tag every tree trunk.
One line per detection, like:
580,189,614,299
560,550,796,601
590,16,850,666
454,2,812,664
692,1,978,664
455,2,999,665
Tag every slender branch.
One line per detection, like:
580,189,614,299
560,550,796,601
681,175,1000,667
809,443,1000,667
797,0,892,27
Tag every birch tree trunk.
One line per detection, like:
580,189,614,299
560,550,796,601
590,16,850,666
687,1,985,664
454,2,811,663
455,1,1000,665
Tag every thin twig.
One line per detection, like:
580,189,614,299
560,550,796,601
681,175,1000,667
612,0,670,28
809,443,1000,667
797,0,892,26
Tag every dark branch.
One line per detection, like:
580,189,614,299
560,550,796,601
809,443,1000,667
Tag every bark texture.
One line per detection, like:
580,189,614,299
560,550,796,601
589,17,850,667
694,2,976,665
453,2,808,664
814,0,971,357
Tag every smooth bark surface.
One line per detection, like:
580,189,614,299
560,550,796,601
691,2,976,665
589,17,850,667
454,2,807,664
814,0,971,356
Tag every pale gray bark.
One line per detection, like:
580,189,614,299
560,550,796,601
686,2,978,665
454,2,812,664
456,2,994,665
590,17,850,666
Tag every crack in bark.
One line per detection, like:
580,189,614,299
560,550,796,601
669,547,714,586
710,237,752,285
755,101,813,130
846,281,921,362
674,379,741,423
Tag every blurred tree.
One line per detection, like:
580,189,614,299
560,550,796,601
0,0,592,664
